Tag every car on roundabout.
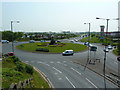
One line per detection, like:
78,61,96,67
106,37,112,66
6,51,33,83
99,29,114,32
62,50,74,56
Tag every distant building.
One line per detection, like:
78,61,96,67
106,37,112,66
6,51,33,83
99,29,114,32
105,31,120,41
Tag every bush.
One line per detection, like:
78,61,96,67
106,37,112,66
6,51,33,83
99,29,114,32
36,48,49,52
48,45,57,47
11,56,20,63
25,65,33,75
16,63,24,72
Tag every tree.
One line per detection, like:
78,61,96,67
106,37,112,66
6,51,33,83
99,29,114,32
2,31,13,41
2,31,24,41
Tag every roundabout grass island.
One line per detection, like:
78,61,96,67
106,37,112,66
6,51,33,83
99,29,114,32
16,42,87,53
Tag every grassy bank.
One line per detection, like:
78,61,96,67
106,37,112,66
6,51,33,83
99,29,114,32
16,42,87,53
2,56,50,89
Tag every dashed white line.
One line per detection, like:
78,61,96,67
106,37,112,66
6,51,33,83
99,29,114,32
45,64,50,66
50,61,54,63
65,76,76,88
52,67,62,73
64,64,67,66
86,78,98,88
71,68,81,75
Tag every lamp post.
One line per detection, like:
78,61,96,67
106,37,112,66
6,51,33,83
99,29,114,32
96,17,119,89
11,21,20,53
84,23,91,70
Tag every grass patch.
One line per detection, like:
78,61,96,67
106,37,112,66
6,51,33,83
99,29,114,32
16,42,87,53
113,49,120,56
2,56,49,89
80,36,112,44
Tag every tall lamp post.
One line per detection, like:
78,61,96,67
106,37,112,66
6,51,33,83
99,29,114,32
96,17,119,89
11,21,20,53
84,23,91,70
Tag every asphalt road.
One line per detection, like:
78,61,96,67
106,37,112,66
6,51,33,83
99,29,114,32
2,42,119,88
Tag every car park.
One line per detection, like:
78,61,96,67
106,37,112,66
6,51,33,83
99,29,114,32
62,50,74,56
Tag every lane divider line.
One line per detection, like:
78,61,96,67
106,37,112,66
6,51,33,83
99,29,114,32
86,78,98,89
65,76,76,88
52,67,62,74
71,67,81,75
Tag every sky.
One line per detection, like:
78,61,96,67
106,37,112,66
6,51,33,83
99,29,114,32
1,0,120,32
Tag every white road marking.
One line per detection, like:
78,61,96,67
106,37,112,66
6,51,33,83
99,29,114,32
52,67,62,73
57,61,61,63
45,64,50,66
54,72,58,75
58,78,62,80
114,62,117,64
63,61,66,63
50,61,54,63
64,64,67,66
65,76,76,88
86,78,98,88
37,61,44,64
71,68,81,75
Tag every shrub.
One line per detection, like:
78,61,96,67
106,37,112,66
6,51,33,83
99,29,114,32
11,56,20,63
25,65,33,75
48,45,57,47
16,63,24,72
36,48,49,52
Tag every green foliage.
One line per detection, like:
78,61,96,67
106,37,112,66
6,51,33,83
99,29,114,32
25,65,34,75
15,63,24,72
17,42,87,53
36,48,49,52
2,31,24,41
2,56,49,88
2,31,13,41
117,42,120,55
48,45,57,47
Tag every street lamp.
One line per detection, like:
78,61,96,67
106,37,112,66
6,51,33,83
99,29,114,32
11,21,20,53
84,23,91,70
96,17,119,89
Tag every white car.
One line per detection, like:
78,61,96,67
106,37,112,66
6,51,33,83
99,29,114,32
107,45,113,50
1,40,9,43
62,50,74,56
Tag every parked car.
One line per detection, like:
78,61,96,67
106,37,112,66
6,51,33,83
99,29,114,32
4,52,15,56
103,48,109,52
62,50,74,56
29,40,35,43
1,40,9,43
107,45,113,50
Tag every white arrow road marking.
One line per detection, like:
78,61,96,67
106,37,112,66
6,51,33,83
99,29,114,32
52,67,62,73
65,76,76,88
86,78,98,88
71,67,81,75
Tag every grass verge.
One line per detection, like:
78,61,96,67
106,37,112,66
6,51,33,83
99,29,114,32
2,56,50,89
